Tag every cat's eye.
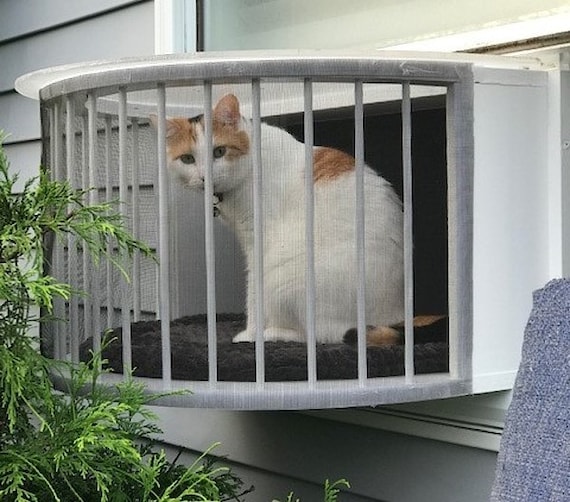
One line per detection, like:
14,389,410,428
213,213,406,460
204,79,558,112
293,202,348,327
179,153,195,164
213,146,227,159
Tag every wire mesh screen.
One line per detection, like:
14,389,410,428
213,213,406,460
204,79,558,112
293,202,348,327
38,54,473,409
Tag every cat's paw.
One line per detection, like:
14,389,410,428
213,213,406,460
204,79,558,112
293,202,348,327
232,330,255,343
263,327,304,343
232,328,304,343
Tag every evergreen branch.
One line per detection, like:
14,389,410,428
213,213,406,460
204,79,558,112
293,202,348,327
0,450,60,502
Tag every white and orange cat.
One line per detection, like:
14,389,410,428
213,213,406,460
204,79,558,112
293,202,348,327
153,94,404,344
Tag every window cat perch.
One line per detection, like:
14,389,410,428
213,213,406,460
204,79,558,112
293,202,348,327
17,51,543,410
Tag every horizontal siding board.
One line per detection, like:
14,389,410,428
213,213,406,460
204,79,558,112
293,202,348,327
3,142,42,190
162,445,374,502
0,92,41,142
155,408,497,502
0,0,146,44
0,1,154,93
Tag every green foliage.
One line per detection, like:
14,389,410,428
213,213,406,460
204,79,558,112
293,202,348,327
0,346,251,501
0,348,252,501
0,128,155,437
272,479,350,502
324,479,350,502
0,132,250,501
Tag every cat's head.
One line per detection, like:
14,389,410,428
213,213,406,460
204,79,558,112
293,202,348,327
151,94,250,193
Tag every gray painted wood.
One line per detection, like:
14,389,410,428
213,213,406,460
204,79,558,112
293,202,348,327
155,407,497,502
0,0,153,182
0,93,41,142
0,0,145,43
159,442,379,502
0,1,154,93
2,142,42,189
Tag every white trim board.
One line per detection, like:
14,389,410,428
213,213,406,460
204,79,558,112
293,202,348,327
304,392,510,452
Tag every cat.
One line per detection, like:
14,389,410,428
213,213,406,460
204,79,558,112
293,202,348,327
152,93,404,344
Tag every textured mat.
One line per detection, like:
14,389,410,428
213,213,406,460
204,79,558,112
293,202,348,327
80,313,449,381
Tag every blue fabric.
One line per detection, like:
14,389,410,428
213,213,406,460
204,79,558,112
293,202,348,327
491,279,570,501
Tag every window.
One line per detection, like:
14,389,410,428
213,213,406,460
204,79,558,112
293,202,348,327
155,1,570,54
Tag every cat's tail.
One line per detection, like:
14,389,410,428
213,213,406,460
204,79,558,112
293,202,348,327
343,315,447,347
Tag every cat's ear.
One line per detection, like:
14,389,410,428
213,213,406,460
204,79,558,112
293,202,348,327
149,114,181,138
214,94,241,128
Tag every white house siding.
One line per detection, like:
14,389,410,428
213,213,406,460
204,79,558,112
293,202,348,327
155,407,498,501
0,0,154,183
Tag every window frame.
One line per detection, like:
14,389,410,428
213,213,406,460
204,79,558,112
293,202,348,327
155,1,570,55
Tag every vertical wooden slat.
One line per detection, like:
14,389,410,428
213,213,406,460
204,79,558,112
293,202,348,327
354,80,367,384
304,79,317,384
52,102,66,360
104,116,114,329
118,88,132,374
87,93,102,349
252,79,265,386
402,82,415,381
65,97,79,363
81,114,95,356
446,79,474,382
156,83,172,385
131,118,141,322
203,82,218,384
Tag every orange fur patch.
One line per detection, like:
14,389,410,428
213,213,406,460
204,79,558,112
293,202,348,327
365,326,402,346
164,116,249,162
392,315,446,328
363,315,447,347
212,120,250,160
165,118,199,161
313,147,355,183
212,94,249,159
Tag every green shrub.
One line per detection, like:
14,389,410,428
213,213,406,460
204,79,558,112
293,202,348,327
0,132,250,501
272,479,350,502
